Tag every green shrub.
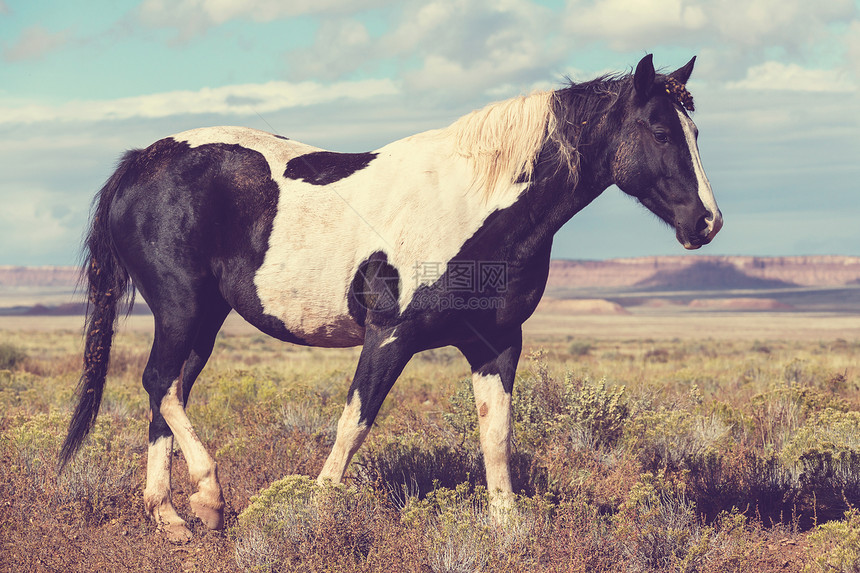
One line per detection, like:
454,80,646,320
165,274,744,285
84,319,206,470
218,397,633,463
512,352,629,452
444,357,630,453
805,508,860,572
4,411,64,474
625,409,730,470
192,371,280,440
563,377,629,450
781,409,860,512
405,484,493,573
782,409,860,466
234,475,376,573
748,384,810,453
568,340,593,357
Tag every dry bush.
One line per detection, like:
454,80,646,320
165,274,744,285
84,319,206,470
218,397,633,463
355,431,485,504
402,483,554,573
0,342,28,370
278,400,338,444
232,475,405,573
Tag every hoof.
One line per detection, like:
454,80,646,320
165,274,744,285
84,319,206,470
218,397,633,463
147,499,193,542
162,520,193,544
190,493,225,530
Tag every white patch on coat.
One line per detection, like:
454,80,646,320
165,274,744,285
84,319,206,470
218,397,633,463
472,372,513,504
318,392,369,484
676,109,723,237
379,330,398,347
144,435,188,531
159,379,224,528
173,92,552,346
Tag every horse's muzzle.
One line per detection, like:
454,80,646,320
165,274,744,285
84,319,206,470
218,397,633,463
679,210,723,250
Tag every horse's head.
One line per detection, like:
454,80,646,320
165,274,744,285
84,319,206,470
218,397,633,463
611,54,722,249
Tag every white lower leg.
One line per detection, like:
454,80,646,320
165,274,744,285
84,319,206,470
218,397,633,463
160,380,225,529
472,372,514,513
318,393,369,484
144,434,192,542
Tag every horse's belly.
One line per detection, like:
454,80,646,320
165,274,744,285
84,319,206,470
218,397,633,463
251,264,366,347
284,312,366,347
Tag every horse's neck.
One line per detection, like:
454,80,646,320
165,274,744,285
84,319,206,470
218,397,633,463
523,138,615,241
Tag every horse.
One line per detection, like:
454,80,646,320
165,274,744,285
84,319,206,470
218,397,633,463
59,54,722,541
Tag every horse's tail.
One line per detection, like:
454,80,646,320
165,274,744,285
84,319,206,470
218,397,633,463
59,151,138,471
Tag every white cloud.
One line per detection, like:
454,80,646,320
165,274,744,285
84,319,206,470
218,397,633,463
564,0,856,57
0,78,400,125
565,0,706,50
707,0,855,48
727,61,858,92
137,0,390,40
847,21,860,80
0,185,84,264
2,24,70,62
373,0,563,103
289,19,373,80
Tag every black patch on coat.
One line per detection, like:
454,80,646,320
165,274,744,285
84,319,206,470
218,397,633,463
348,251,400,327
110,138,306,346
284,151,378,185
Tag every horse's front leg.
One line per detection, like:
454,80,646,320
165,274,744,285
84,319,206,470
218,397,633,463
459,327,522,516
318,325,413,484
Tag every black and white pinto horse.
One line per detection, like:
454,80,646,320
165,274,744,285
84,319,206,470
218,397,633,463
60,55,721,541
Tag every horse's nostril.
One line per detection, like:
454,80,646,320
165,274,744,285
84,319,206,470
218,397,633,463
695,214,710,235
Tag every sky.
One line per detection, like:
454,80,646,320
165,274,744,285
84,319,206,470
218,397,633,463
1,0,859,266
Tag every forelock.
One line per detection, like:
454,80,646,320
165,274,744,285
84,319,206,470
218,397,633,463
663,77,695,112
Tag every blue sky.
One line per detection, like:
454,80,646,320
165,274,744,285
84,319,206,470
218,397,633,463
1,0,858,265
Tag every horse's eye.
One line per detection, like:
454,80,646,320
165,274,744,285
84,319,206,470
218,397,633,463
653,130,669,144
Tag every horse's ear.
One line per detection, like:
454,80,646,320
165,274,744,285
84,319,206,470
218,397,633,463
670,56,696,85
634,54,656,104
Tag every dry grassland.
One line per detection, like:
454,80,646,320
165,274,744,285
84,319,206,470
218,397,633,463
1,308,859,572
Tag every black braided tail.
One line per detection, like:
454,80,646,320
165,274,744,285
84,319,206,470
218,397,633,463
58,152,138,471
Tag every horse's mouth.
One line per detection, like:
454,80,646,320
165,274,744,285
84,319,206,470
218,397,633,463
677,211,723,250
677,228,712,250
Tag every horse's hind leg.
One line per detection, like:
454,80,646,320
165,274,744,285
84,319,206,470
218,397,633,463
179,299,231,530
143,292,229,540
143,328,195,542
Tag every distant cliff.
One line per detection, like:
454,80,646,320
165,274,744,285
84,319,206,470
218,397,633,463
547,256,860,290
4,256,860,292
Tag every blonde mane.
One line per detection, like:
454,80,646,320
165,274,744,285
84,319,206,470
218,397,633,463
444,91,574,199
